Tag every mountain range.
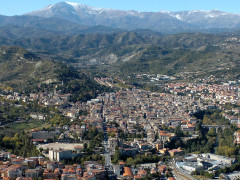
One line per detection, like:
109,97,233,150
25,1,240,33
0,1,240,82
0,1,239,35
0,14,124,38
1,29,239,80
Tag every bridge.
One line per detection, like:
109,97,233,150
202,125,227,132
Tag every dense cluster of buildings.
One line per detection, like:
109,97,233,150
0,150,106,180
164,81,240,106
0,77,240,179
95,88,203,139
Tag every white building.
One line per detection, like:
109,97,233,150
177,162,203,173
49,149,74,161
202,153,236,165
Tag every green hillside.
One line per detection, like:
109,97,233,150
0,31,240,81
0,46,59,91
0,46,111,101
118,33,240,80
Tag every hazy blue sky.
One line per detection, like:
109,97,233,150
1,0,240,16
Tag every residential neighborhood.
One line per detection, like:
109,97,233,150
0,77,240,180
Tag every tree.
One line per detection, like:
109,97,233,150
206,128,216,138
84,143,87,150
39,147,43,153
126,157,134,166
174,125,184,137
112,147,121,164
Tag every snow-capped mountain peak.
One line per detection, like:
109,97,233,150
64,1,79,9
26,2,240,32
64,1,106,14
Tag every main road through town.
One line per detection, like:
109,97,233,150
103,117,116,179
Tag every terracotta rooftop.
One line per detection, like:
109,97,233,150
123,167,133,177
134,174,143,179
168,177,176,180
158,165,166,171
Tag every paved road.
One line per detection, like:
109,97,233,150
103,121,111,166
104,141,111,167
103,119,116,179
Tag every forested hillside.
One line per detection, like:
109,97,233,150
0,46,111,101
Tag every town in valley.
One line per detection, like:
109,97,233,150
0,76,240,180
1,1,240,180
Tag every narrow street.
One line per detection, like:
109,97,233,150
103,116,116,179
103,121,111,167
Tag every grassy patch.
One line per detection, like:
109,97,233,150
8,119,47,131
193,175,209,180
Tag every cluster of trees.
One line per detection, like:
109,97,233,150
184,125,216,154
118,130,146,140
202,111,228,125
25,100,84,128
112,147,121,164
25,101,57,114
180,108,240,179
194,110,229,125
49,114,71,127
57,66,112,102
125,154,160,167
82,126,104,152
24,100,71,127
0,132,39,157
112,149,166,166
184,123,239,158
185,109,240,157
117,126,147,140
0,103,27,124
191,170,215,179
0,98,76,130
62,154,105,166
215,126,238,157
